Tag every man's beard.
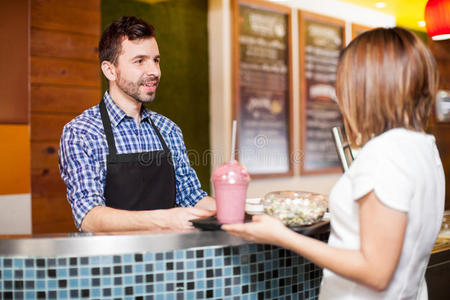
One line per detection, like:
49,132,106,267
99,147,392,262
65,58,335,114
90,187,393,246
116,72,159,104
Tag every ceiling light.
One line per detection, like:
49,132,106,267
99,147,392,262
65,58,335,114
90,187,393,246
425,0,450,41
375,2,386,8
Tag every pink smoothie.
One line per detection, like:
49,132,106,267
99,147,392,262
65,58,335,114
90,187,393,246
212,160,250,224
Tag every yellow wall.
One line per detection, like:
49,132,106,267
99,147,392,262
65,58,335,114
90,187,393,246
0,124,30,195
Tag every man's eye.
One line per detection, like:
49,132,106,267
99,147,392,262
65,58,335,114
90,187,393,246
135,59,143,64
154,58,160,63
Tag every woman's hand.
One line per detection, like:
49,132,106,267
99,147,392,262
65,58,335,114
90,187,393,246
222,214,290,246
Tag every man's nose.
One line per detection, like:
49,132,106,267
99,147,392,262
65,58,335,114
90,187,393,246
145,61,160,77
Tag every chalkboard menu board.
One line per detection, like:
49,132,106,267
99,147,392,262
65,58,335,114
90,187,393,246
232,0,292,177
299,11,346,174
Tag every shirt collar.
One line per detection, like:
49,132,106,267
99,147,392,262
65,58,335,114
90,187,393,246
103,91,152,128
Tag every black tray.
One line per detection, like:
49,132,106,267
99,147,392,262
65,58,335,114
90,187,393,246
190,216,330,236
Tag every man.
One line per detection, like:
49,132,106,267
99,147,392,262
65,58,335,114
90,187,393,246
59,16,215,232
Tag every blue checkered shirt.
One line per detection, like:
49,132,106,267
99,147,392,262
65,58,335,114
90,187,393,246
59,91,207,230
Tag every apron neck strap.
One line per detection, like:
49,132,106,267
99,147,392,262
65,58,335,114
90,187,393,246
149,116,170,153
99,99,117,155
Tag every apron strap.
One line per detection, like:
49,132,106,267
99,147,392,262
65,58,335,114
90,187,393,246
149,116,170,153
99,99,117,155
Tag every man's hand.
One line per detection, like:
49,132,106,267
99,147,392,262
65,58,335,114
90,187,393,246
81,205,215,232
153,207,215,229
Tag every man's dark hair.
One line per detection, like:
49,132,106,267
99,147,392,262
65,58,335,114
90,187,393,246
99,16,155,64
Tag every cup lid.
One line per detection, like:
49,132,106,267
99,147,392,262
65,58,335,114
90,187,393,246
211,160,251,184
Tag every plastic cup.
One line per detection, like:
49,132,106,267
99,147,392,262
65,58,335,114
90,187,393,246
212,160,251,224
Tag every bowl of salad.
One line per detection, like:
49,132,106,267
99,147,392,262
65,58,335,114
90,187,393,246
263,191,328,226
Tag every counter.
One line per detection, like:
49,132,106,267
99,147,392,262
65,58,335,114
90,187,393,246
0,228,330,299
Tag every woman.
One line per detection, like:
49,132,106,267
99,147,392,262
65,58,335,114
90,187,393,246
223,27,445,299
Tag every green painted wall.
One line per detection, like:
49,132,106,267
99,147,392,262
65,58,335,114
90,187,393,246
101,0,211,193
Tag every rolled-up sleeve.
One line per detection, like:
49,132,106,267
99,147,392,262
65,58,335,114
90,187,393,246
58,126,106,230
168,125,207,207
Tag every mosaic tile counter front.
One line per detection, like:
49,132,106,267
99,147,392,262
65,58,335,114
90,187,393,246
0,230,329,299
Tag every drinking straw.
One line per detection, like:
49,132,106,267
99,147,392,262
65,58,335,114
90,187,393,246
230,120,237,162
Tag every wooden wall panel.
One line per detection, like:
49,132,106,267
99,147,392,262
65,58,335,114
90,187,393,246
30,0,100,234
31,57,100,87
31,85,99,114
0,0,29,123
31,28,99,61
30,141,59,170
31,0,100,36
31,113,76,141
32,196,76,233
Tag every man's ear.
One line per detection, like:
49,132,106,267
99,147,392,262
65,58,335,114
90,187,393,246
101,61,116,81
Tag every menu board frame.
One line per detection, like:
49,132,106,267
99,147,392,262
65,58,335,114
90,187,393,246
232,0,293,178
351,23,372,39
298,11,346,175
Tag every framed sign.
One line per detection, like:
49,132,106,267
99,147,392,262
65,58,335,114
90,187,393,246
232,0,293,177
299,11,346,174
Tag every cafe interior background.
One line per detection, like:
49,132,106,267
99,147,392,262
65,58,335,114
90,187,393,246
0,0,449,235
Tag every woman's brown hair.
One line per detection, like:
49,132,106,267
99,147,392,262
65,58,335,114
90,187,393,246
336,27,438,146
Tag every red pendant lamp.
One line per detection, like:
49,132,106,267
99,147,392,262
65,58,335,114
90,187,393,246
425,0,450,40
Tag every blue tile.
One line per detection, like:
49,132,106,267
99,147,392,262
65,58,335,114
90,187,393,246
13,259,24,268
166,272,175,281
156,294,164,300
135,263,144,273
4,269,12,279
48,279,57,289
80,278,89,287
205,248,213,257
25,291,35,299
91,288,101,297
232,286,240,295
80,267,90,277
155,283,164,293
196,270,205,279
175,250,184,260
155,262,164,271
186,261,195,270
57,269,68,277
113,286,122,297
135,284,144,294
232,256,240,264
197,280,205,289
69,278,78,288
215,289,223,297
166,294,175,300
123,254,133,264
25,269,34,279
214,278,223,288
124,275,133,285
143,252,154,261
90,256,100,265
102,277,111,285
224,267,232,276
214,258,223,267
36,280,45,289
100,255,113,265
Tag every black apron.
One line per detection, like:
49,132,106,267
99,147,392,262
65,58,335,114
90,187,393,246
99,99,176,210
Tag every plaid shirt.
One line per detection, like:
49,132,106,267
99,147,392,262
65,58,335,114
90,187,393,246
59,91,207,230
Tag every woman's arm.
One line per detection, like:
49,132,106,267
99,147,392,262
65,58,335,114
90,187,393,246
222,191,407,291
